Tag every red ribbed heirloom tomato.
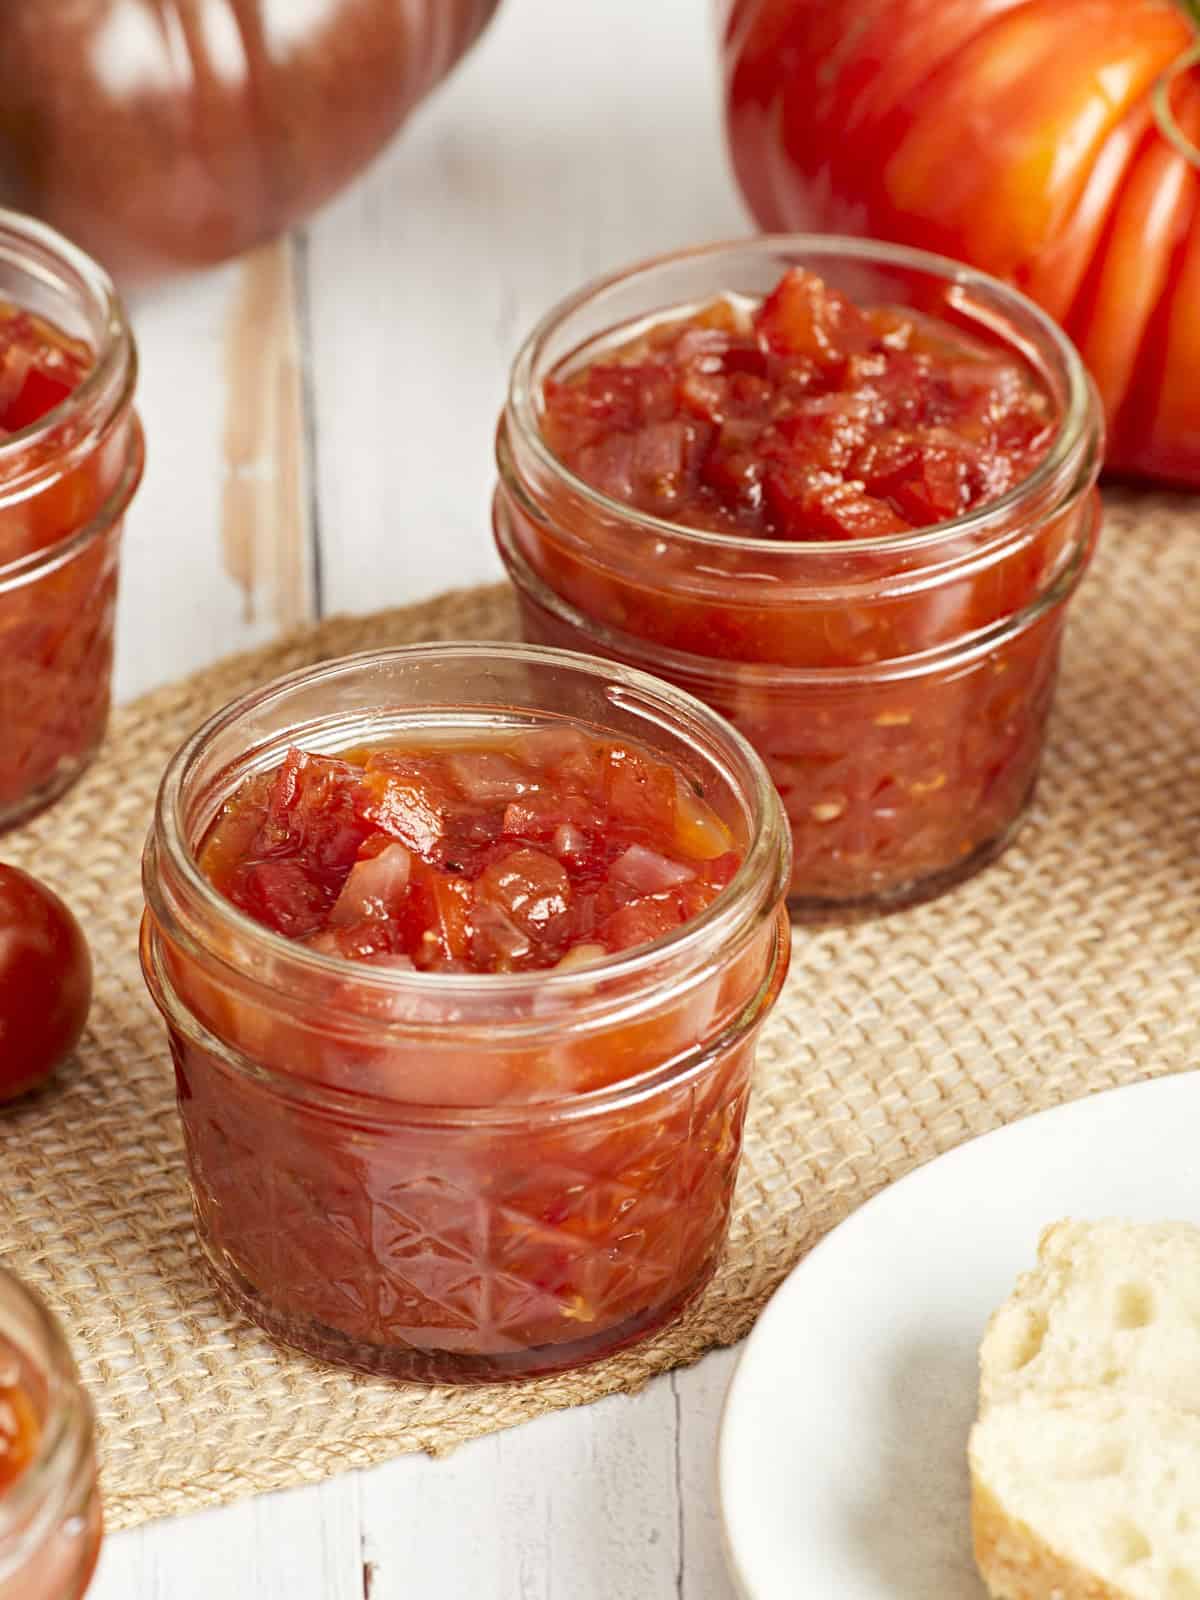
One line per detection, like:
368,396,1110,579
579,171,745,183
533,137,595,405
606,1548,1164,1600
722,0,1200,484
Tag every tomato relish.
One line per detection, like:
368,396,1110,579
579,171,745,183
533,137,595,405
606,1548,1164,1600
199,730,740,972
0,217,143,832
496,243,1101,914
0,303,111,828
541,268,1053,541
143,645,791,1382
0,1374,38,1495
0,1298,102,1600
0,308,89,438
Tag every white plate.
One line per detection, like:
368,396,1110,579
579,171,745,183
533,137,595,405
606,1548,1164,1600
718,1074,1200,1599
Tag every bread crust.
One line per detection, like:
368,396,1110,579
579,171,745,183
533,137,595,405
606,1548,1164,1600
970,1474,1134,1600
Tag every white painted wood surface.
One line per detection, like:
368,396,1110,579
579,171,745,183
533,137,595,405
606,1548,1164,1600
92,1,756,1593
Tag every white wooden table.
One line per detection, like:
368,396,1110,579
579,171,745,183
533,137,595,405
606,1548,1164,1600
90,2,754,1593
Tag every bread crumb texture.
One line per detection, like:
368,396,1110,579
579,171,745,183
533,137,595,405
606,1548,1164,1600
970,1221,1200,1600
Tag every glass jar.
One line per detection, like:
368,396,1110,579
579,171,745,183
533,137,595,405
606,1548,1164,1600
0,210,143,828
141,644,791,1384
493,236,1103,918
0,1269,101,1600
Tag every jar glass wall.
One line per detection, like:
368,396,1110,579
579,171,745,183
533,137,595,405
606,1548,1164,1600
493,236,1103,917
0,1270,101,1600
141,644,791,1383
0,210,143,829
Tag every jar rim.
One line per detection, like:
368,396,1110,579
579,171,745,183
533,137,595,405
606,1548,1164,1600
497,489,1101,685
142,905,791,1125
504,232,1102,558
0,424,145,591
0,207,138,504
149,639,791,1009
0,1267,93,1554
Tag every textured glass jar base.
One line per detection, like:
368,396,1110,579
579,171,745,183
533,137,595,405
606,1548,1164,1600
197,1229,719,1385
786,791,1034,923
502,573,1062,922
0,1465,102,1600
0,722,107,834
170,1018,760,1391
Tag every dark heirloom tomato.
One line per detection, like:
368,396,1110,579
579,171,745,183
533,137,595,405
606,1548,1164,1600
721,0,1200,485
0,0,500,282
0,865,92,1102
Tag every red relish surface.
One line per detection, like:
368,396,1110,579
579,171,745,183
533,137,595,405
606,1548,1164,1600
541,267,1054,540
0,307,90,436
0,1371,38,1494
199,727,741,973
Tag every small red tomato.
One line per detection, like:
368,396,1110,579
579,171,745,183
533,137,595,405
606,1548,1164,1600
0,864,92,1102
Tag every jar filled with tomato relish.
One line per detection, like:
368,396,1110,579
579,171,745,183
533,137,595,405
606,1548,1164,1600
0,1269,101,1600
141,644,791,1383
494,237,1103,917
0,209,143,829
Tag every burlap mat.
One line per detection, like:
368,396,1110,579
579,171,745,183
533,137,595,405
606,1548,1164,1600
0,489,1196,1531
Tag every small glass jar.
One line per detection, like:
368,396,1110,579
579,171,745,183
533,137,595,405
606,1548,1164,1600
0,209,143,829
493,236,1103,918
141,644,791,1384
0,1269,101,1600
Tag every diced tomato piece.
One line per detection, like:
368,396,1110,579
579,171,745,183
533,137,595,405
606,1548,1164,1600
241,859,332,940
2,366,75,432
406,859,474,968
763,462,910,542
362,753,450,856
0,308,89,435
754,268,874,368
477,848,571,934
604,745,678,836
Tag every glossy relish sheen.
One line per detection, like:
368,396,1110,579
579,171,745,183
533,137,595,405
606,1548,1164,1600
0,306,89,439
198,727,742,972
541,267,1054,539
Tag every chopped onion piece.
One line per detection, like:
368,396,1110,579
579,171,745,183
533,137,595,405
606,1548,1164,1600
611,843,695,893
329,842,412,925
447,751,536,803
553,942,608,973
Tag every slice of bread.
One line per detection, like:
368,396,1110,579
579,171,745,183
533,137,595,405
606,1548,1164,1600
979,1220,1200,1416
971,1395,1200,1600
969,1220,1200,1600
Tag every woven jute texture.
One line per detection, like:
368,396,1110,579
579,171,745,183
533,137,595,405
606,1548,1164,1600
0,489,1196,1530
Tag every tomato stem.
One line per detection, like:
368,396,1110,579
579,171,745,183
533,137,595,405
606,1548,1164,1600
1154,35,1200,169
